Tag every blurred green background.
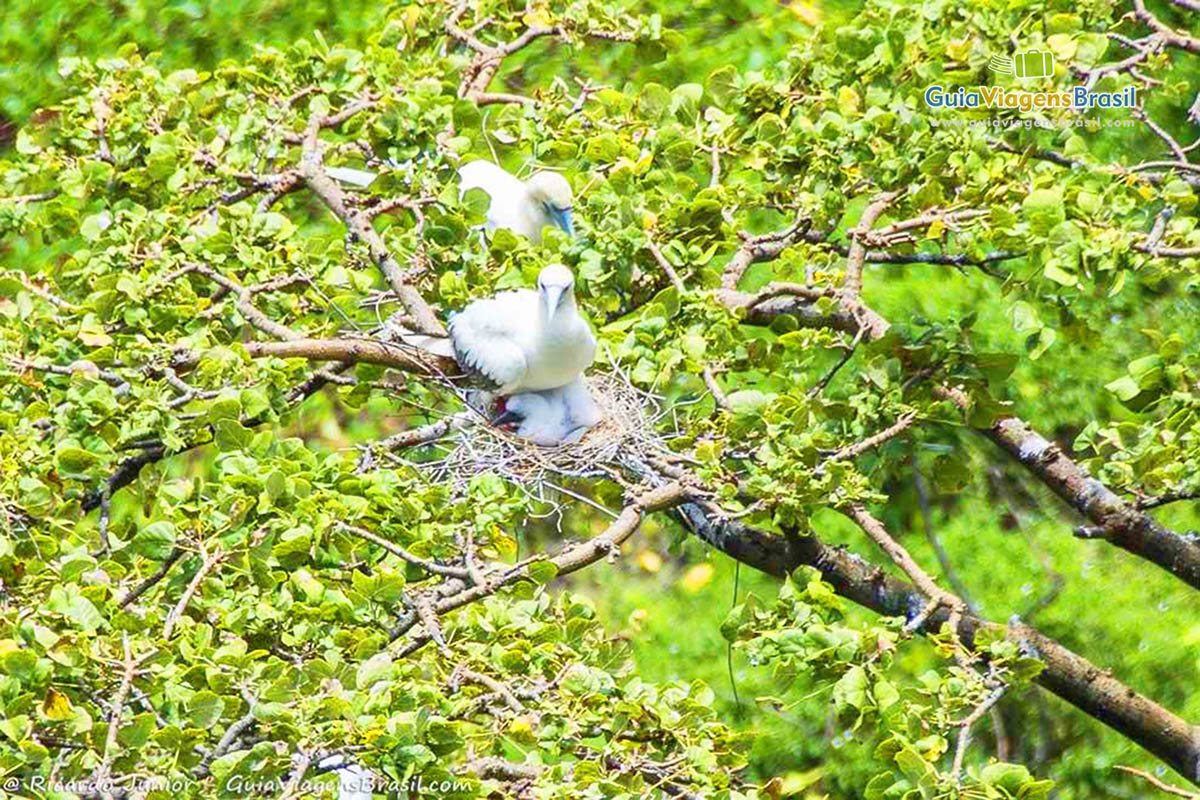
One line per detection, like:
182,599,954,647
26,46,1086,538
5,0,1199,797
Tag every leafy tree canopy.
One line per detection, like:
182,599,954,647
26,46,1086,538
1,0,1199,798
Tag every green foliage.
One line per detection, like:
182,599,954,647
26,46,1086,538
722,567,1048,798
1,0,1199,797
0,0,389,126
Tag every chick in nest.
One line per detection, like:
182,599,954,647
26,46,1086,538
492,378,602,446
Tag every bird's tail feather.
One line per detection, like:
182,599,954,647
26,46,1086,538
397,332,456,358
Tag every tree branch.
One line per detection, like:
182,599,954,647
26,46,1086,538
338,522,470,579
296,107,443,336
843,190,900,296
163,546,226,640
1132,0,1200,54
388,482,691,651
670,499,1200,784
937,386,1200,591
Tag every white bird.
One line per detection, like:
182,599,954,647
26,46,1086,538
494,377,603,446
458,161,575,243
315,754,373,800
558,375,602,431
448,264,595,396
496,391,572,446
324,166,378,188
336,763,374,800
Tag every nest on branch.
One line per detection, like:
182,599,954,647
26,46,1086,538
384,370,676,494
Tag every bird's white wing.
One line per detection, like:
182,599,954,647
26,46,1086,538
325,166,378,188
458,160,526,197
457,161,535,236
449,290,538,392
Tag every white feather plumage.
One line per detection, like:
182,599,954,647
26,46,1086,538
448,265,595,395
457,161,574,243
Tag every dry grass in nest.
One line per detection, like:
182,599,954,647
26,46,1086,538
418,370,676,492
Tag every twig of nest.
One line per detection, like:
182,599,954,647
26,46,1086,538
398,370,675,493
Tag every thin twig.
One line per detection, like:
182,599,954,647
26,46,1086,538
951,684,1007,782
338,523,470,579
815,413,916,474
91,634,150,799
1114,765,1199,798
646,238,686,293
118,547,184,608
163,547,226,640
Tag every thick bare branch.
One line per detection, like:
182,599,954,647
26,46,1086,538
118,547,184,608
721,214,816,291
670,499,1200,784
844,190,900,295
296,108,443,336
937,386,1200,591
224,336,456,376
450,666,527,713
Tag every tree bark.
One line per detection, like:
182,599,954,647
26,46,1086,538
674,502,1200,785
935,388,1200,591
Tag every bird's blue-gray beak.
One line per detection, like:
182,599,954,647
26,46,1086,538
542,284,565,321
491,408,521,427
549,206,574,237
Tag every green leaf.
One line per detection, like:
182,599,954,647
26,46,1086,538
80,212,113,241
637,83,672,119
1022,189,1065,236
0,650,39,681
725,390,776,416
188,691,225,728
356,652,394,689
980,762,1032,792
873,679,899,711
1104,375,1141,402
131,521,177,560
705,65,740,109
56,446,102,477
117,712,156,748
213,419,252,451
832,665,870,712
527,560,558,584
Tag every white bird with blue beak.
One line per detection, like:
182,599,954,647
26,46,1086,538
458,161,575,243
448,264,595,396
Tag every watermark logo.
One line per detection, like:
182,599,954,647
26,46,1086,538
988,50,1055,80
924,42,1134,114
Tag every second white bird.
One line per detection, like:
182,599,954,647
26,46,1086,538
458,161,574,243
497,377,603,446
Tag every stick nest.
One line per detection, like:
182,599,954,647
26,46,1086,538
421,371,673,491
